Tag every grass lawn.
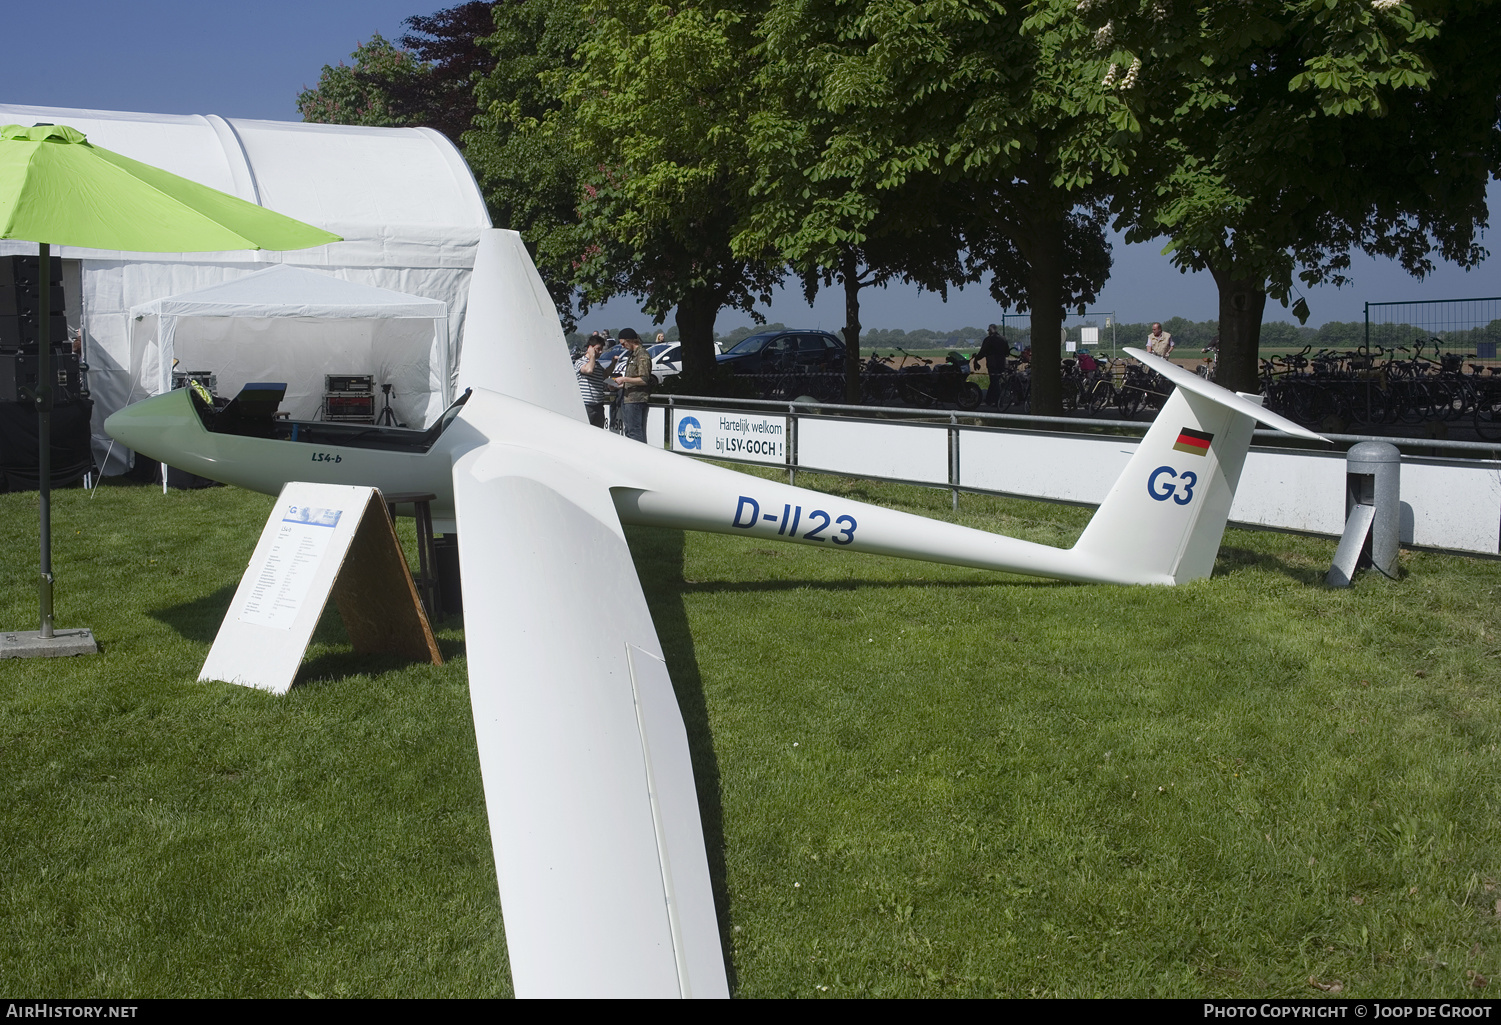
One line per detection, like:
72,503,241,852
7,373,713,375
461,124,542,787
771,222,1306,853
3,471,1501,998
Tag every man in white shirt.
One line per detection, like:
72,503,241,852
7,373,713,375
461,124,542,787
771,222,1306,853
1146,323,1174,359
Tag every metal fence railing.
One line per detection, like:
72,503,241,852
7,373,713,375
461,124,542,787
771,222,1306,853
656,393,1501,458
648,393,1501,556
1365,296,1501,358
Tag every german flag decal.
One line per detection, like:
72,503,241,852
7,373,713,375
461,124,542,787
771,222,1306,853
1172,427,1213,456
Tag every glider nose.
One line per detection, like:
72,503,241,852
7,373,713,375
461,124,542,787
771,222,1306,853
103,388,203,462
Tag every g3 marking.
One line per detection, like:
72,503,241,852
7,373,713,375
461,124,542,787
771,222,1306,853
310,452,343,463
732,495,857,544
1147,465,1197,506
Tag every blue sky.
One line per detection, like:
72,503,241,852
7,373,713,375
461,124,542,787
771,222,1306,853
3,1,1496,334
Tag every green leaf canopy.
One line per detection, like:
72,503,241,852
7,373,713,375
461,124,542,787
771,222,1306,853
0,124,341,252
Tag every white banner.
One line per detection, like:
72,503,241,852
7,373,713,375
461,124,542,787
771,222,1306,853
671,409,787,464
661,404,1501,555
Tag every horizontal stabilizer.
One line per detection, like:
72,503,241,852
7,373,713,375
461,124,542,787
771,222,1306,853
1124,347,1328,442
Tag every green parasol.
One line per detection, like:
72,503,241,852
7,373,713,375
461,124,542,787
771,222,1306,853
0,124,341,251
0,123,341,658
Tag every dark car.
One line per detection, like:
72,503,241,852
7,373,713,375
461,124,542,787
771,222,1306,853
715,329,845,374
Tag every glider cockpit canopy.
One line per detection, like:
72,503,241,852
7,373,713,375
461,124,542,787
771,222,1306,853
192,381,472,454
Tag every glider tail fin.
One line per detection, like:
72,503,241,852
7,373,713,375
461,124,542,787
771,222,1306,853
1071,384,1256,584
1070,349,1326,584
456,229,586,422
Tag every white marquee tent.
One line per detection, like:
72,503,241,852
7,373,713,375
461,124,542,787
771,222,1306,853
0,102,492,472
129,266,451,426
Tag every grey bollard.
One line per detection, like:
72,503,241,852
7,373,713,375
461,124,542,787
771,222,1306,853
1326,441,1400,586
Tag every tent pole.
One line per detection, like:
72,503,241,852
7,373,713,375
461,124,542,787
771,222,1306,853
37,242,53,638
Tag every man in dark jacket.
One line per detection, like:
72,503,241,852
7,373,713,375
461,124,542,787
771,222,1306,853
975,325,1011,407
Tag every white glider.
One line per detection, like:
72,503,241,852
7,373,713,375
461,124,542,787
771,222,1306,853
104,229,1326,998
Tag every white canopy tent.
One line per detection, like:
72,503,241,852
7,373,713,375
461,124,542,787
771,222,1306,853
129,266,451,426
0,102,492,472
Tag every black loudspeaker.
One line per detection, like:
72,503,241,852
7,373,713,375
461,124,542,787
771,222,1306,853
0,351,86,403
0,314,68,350
0,397,94,493
0,254,63,293
0,284,64,317
0,255,67,353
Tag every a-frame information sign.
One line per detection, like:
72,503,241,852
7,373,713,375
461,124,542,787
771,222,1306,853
201,482,442,694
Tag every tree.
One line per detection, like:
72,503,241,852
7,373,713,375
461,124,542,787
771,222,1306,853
466,0,592,330
797,233,971,403
737,7,977,402
297,35,428,127
298,5,498,143
559,1,784,391
737,122,972,400
748,0,1116,414
964,184,1114,403
738,3,969,402
962,8,1121,413
1080,0,1501,391
395,2,502,144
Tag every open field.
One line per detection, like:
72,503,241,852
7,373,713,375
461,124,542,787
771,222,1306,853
4,473,1501,997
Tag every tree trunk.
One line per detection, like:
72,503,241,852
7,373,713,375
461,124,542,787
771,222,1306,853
674,289,720,393
841,249,863,404
1208,262,1268,394
1022,218,1066,416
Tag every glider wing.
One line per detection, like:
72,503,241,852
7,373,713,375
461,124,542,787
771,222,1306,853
448,391,728,998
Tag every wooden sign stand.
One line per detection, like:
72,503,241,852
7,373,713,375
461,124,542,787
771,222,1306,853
200,482,441,694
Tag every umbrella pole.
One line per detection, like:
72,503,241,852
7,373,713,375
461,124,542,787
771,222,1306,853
37,242,53,637
0,243,97,658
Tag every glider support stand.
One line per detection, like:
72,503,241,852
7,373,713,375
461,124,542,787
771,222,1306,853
1326,441,1400,587
199,482,441,694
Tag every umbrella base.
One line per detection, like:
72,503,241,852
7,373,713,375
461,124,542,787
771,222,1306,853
0,627,98,658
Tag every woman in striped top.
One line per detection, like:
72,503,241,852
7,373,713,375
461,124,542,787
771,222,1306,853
574,334,616,427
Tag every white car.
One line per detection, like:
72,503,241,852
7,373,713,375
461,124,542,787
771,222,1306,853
590,342,679,382
647,342,681,380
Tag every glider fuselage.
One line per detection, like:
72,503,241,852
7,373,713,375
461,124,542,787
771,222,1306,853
106,387,461,520
104,386,1152,585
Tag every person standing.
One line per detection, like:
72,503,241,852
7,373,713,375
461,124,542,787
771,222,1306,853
613,328,653,443
975,324,1012,406
574,333,614,427
1147,322,1174,359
